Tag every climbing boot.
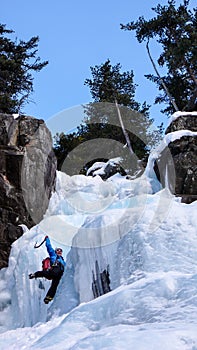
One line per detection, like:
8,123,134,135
44,296,53,304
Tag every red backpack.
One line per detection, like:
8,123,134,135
42,257,51,271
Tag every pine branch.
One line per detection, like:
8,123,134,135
183,87,197,111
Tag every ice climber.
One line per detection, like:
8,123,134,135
29,236,66,304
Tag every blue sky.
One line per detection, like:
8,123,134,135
1,0,195,132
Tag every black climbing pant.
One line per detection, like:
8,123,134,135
35,266,63,299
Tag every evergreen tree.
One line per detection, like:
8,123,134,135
84,59,149,113
83,60,162,152
121,0,197,115
0,23,48,114
54,60,163,175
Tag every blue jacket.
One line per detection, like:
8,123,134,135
45,237,66,270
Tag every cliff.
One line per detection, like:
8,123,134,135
154,112,197,203
0,114,57,268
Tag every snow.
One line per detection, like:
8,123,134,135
164,129,197,144
166,110,197,128
144,129,197,171
0,129,197,349
86,157,123,177
86,161,106,176
12,113,20,119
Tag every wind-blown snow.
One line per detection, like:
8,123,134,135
0,144,197,349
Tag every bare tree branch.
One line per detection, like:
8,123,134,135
114,98,134,157
146,40,179,112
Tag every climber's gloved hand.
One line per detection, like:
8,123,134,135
45,235,48,240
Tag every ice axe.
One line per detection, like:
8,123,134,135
34,236,48,248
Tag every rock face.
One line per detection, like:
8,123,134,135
165,114,197,133
0,114,57,268
154,113,197,203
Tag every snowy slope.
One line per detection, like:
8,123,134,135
0,133,197,348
